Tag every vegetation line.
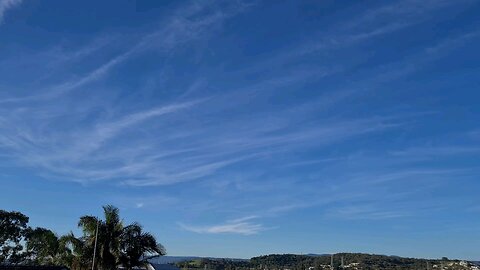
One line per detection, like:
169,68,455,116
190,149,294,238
0,205,165,270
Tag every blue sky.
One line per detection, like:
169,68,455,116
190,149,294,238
1,0,480,260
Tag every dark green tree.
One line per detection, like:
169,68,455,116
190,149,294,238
0,210,29,264
25,227,60,265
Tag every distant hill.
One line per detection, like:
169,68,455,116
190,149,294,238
249,253,478,270
171,253,479,270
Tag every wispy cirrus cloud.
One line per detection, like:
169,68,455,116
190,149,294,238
0,101,400,186
0,1,247,104
341,0,470,31
0,25,474,187
325,204,409,220
250,0,474,73
0,0,21,24
392,145,480,158
179,216,266,235
1,1,479,241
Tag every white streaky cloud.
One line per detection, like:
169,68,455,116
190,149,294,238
0,94,406,186
88,100,204,150
0,36,134,104
341,0,472,31
121,156,251,187
0,100,207,185
0,0,479,236
285,157,345,167
324,195,455,221
232,28,480,122
294,22,411,58
0,1,246,104
392,146,480,158
178,217,265,235
0,39,138,104
74,100,200,156
229,215,259,223
266,203,314,215
0,0,21,24
0,35,116,86
1,2,465,107
426,31,480,55
246,0,472,74
51,35,115,65
0,1,477,192
1,44,402,186
326,204,408,220
348,168,473,185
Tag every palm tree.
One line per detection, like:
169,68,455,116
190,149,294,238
78,205,123,270
119,223,166,270
78,205,165,270
59,232,92,270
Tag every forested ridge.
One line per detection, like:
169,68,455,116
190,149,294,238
177,254,479,270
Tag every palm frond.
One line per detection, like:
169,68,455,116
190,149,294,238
78,215,100,235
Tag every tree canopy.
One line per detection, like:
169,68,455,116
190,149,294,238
0,210,29,264
0,206,165,270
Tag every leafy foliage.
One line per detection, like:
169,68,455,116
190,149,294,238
119,222,166,270
78,205,123,270
0,210,29,264
0,206,165,270
78,205,166,270
24,227,60,265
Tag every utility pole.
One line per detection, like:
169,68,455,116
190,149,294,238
341,256,344,269
91,219,99,270
330,255,334,270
